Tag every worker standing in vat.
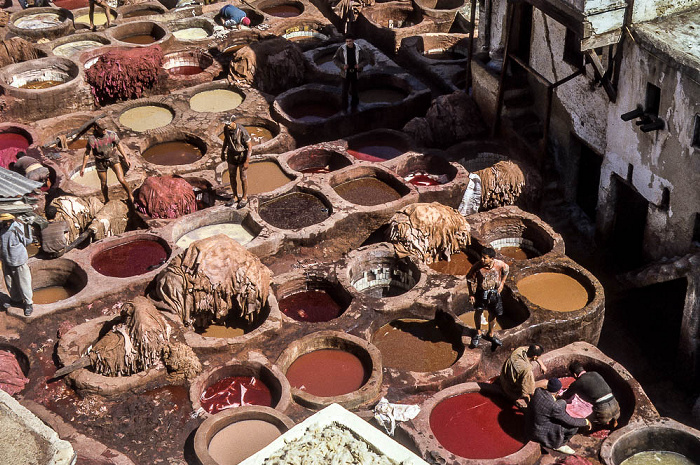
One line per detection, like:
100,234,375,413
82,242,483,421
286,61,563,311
526,377,591,455
88,0,116,31
466,247,508,349
219,4,252,29
0,214,33,317
333,33,370,113
221,116,252,208
80,121,134,205
559,361,621,430
500,343,548,408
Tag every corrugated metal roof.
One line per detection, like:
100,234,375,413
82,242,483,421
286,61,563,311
0,167,43,198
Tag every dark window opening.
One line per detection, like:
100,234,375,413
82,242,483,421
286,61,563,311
610,175,648,271
659,187,670,210
645,83,661,117
692,114,700,149
576,142,603,220
692,213,700,246
627,163,634,182
564,28,583,67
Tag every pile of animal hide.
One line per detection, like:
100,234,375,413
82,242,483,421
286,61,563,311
0,38,43,68
136,175,196,219
85,46,163,105
88,199,129,240
229,37,305,95
89,297,201,379
332,0,374,20
474,160,526,209
387,202,471,264
0,350,29,395
155,235,272,330
49,195,104,244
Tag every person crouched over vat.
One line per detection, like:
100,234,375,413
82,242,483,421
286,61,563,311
10,151,50,188
559,361,621,430
500,343,548,409
526,377,591,455
219,4,251,29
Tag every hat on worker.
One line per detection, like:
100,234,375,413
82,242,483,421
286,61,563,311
0,213,15,222
546,377,563,393
241,16,251,26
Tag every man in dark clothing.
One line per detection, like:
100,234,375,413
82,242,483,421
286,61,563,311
333,34,370,112
466,247,508,349
80,122,133,204
527,377,590,455
560,361,621,429
10,151,50,187
221,117,252,208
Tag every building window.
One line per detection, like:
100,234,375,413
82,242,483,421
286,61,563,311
645,83,661,117
693,114,700,149
563,29,583,67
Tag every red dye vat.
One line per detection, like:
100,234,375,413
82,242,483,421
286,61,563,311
286,349,366,397
167,66,204,76
91,239,168,277
301,166,331,174
0,132,30,169
200,376,272,414
52,0,88,8
407,173,442,186
430,391,526,459
347,144,405,162
278,290,343,322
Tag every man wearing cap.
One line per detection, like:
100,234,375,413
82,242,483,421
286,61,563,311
526,377,591,454
559,361,621,430
220,4,251,29
0,214,34,316
221,117,252,208
333,33,370,112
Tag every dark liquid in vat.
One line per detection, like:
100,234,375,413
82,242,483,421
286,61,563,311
91,239,168,277
279,290,343,322
121,34,157,44
286,349,366,397
287,102,337,122
347,142,405,162
167,65,204,76
141,141,202,165
429,252,473,275
263,5,301,17
334,177,402,206
259,192,329,229
200,376,272,414
359,88,406,104
425,51,466,61
430,391,526,459
498,246,538,261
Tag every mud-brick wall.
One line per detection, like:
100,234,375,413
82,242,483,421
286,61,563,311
598,36,700,261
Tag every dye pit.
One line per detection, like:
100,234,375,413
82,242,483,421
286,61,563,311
208,419,282,464
278,290,343,322
224,160,294,196
200,376,272,414
285,349,366,397
189,89,243,113
334,177,402,206
259,192,329,229
517,272,589,312
91,239,168,278
141,141,203,165
176,223,255,249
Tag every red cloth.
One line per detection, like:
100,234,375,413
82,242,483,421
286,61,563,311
136,176,196,219
0,350,29,395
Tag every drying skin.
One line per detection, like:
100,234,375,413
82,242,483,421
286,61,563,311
136,176,197,219
229,37,306,94
49,195,104,244
475,160,526,209
155,235,272,329
88,199,129,241
0,38,43,68
388,202,471,264
265,424,397,465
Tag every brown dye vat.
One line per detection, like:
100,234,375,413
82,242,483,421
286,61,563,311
245,126,274,146
278,290,343,322
224,161,293,196
91,239,168,277
20,80,64,89
334,177,401,206
286,102,338,122
208,419,283,464
458,311,503,332
123,9,160,18
263,5,302,17
67,138,88,150
498,246,538,261
285,349,366,397
33,285,77,305
121,34,157,45
517,272,589,312
429,252,473,275
142,141,203,165
167,66,204,76
259,192,329,229
359,88,407,104
199,325,245,338
372,319,462,372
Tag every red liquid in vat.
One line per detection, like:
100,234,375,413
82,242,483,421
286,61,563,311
167,65,204,76
286,349,366,397
91,239,168,277
407,173,442,186
52,0,88,9
200,376,272,414
430,391,526,459
0,132,30,169
278,290,343,322
347,144,405,162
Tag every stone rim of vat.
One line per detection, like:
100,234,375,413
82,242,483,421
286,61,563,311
405,381,541,465
117,1,167,21
256,0,306,18
284,146,354,175
189,357,293,419
272,83,343,128
354,72,414,109
328,164,415,208
136,130,209,172
180,290,283,350
0,343,31,393
272,269,354,323
275,330,383,410
446,140,512,171
413,0,467,24
600,418,700,465
168,17,216,41
214,116,282,155
55,312,183,396
50,32,112,58
88,233,171,278
344,128,413,161
187,80,247,113
168,204,264,251
106,20,171,48
115,100,176,133
8,7,73,41
401,34,471,65
388,151,463,189
272,20,332,50
0,56,82,99
162,49,215,74
255,185,336,232
193,405,295,465
0,122,37,148
361,1,426,29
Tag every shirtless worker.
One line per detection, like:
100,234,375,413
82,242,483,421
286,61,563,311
80,121,134,204
220,116,252,208
466,247,509,349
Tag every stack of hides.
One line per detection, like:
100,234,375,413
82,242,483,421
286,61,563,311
136,176,196,219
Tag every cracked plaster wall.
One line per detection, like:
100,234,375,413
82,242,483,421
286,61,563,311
632,0,699,23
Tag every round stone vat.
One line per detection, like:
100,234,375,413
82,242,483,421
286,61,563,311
189,85,245,113
277,87,342,123
286,147,353,174
119,2,167,19
372,317,464,373
448,142,509,172
0,343,31,395
189,360,292,417
51,33,111,58
601,419,700,465
280,22,329,48
274,274,352,323
108,21,169,46
258,187,332,230
409,382,541,464
259,0,304,17
172,207,263,250
219,31,259,56
0,125,33,169
330,167,410,207
9,7,72,41
118,102,174,132
218,116,281,151
347,247,420,298
276,331,383,410
311,46,340,74
363,3,424,29
515,266,593,314
71,6,117,28
458,286,530,332
29,258,87,307
140,135,206,166
429,250,476,275
393,153,458,187
0,57,80,98
414,0,467,26
69,161,123,189
346,129,411,162
357,74,410,107
162,50,213,77
52,0,89,10
90,234,170,278
169,18,214,41
219,158,295,196
194,406,295,465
